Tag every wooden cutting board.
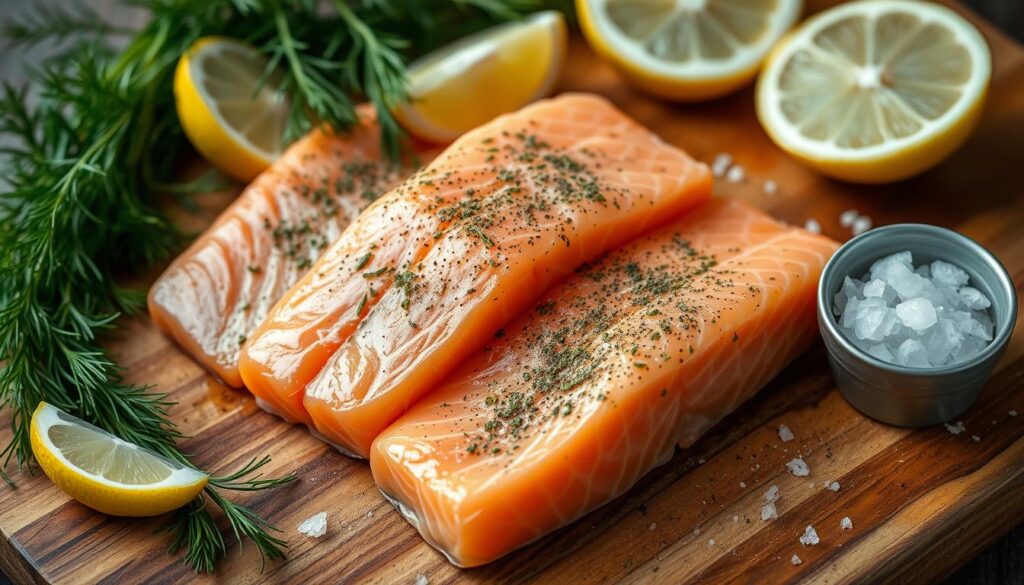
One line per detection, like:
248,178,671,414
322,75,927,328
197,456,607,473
2,1,1023,583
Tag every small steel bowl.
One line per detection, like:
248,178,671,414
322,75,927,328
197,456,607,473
817,224,1017,427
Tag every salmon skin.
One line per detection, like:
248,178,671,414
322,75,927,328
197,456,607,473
370,198,838,567
239,93,713,455
148,116,434,387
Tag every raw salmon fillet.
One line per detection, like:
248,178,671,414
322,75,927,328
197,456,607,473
239,93,713,453
370,198,838,567
149,116,434,386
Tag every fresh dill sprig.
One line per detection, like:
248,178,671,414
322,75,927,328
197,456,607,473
0,0,567,573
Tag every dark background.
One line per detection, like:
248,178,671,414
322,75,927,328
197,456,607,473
0,1,1020,584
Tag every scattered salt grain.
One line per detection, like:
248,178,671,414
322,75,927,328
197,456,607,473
851,215,873,235
708,539,716,546
726,164,746,183
804,219,821,234
834,251,994,368
791,554,802,565
972,435,981,442
778,424,795,442
799,526,820,546
825,481,840,492
711,153,733,177
739,481,747,488
945,421,966,435
367,510,374,518
1010,410,1018,417
839,209,859,227
414,574,429,585
650,522,657,531
297,512,328,538
786,457,810,477
732,515,740,523
764,180,778,195
693,527,701,536
761,485,781,521
840,517,853,531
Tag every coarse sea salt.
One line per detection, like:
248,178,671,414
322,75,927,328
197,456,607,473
762,485,781,521
786,457,810,477
764,180,778,195
414,574,429,585
799,526,820,546
791,554,802,565
834,252,994,368
945,421,966,435
726,164,746,183
778,424,795,442
825,481,840,492
298,512,328,538
711,153,733,178
840,517,853,531
804,219,821,234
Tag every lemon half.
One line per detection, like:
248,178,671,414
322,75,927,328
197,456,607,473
756,0,991,183
30,402,208,517
394,11,568,144
578,0,803,101
175,37,289,182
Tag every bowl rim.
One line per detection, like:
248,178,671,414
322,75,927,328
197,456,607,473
817,223,1018,377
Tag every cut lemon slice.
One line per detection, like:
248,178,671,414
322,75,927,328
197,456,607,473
578,0,803,101
756,0,990,183
175,37,288,182
394,11,567,144
30,402,208,517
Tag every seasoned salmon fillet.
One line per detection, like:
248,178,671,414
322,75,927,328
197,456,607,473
148,115,434,386
370,198,838,567
239,93,713,453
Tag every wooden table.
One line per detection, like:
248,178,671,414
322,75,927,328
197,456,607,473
1,1,1023,583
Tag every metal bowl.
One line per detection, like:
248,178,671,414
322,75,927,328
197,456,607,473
817,224,1017,427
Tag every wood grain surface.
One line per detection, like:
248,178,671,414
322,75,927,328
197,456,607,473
1,1,1023,583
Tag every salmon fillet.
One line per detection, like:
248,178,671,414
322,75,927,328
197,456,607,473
370,198,838,567
148,116,434,386
239,93,713,453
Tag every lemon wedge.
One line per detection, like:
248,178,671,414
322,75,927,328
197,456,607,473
174,37,288,182
394,11,567,144
756,0,990,183
578,0,803,101
30,402,207,517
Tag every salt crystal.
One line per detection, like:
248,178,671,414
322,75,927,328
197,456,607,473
764,180,778,195
804,219,821,234
931,260,970,288
761,485,781,521
826,481,840,492
896,339,930,368
650,522,657,531
851,216,872,235
298,512,328,538
786,458,810,477
945,421,966,435
972,435,981,442
693,527,701,536
896,298,938,331
958,287,991,310
732,515,740,522
799,526,820,546
708,539,716,546
791,554,802,565
726,164,746,183
863,279,887,298
740,481,747,488
867,343,894,362
778,424,795,442
839,209,859,227
711,153,733,177
367,510,374,518
840,517,853,531
1010,410,1018,417
414,574,429,585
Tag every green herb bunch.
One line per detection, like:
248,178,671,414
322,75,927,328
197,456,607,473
0,0,568,573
